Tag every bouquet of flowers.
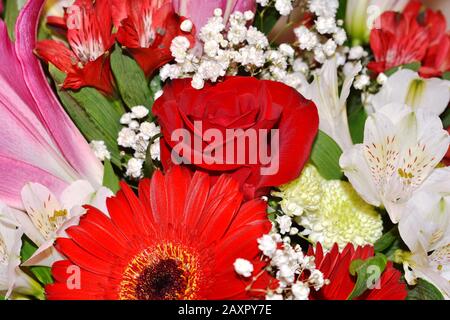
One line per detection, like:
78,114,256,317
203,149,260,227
0,0,449,301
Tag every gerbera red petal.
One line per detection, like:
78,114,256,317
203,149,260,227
47,166,273,300
309,243,408,300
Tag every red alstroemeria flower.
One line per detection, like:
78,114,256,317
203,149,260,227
46,166,274,300
114,0,195,77
35,0,115,94
368,0,447,76
308,243,407,300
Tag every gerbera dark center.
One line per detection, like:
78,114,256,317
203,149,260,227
136,259,187,300
119,243,201,300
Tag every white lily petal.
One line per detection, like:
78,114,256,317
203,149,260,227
60,180,95,212
371,70,450,116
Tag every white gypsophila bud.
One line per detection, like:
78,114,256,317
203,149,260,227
313,46,326,63
309,0,339,18
120,112,134,125
244,10,255,21
294,26,318,51
214,8,223,17
150,139,161,161
279,43,295,58
233,258,254,277
191,75,205,89
377,73,388,85
293,58,309,74
275,0,294,16
204,40,220,57
308,269,325,290
291,282,310,300
126,158,144,179
354,74,370,90
89,140,111,161
246,26,269,49
276,215,292,235
154,90,163,100
117,127,136,148
180,19,193,32
140,122,160,139
128,120,140,131
323,39,337,56
266,293,284,300
131,105,149,119
258,234,278,258
315,16,337,34
333,28,347,45
170,36,191,63
289,227,299,235
348,46,366,60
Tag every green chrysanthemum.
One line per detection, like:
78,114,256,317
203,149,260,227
274,164,383,250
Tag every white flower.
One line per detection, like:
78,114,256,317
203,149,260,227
322,39,337,56
279,44,295,58
150,138,161,161
170,36,191,63
126,158,144,178
117,127,137,148
316,16,337,34
333,28,347,45
369,69,450,116
246,27,269,49
303,57,361,151
139,122,160,140
0,204,43,299
275,0,294,16
233,258,254,277
294,26,318,51
276,215,292,235
13,181,112,267
191,75,205,89
266,293,284,300
340,103,450,223
120,112,133,125
180,19,193,32
291,282,310,300
354,74,370,90
308,269,325,290
398,167,450,296
131,105,149,119
348,46,366,60
154,90,164,100
258,234,279,257
89,140,111,161
309,0,339,18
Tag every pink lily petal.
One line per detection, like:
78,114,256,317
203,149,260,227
15,0,103,185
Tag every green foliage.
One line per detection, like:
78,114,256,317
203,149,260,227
255,3,280,35
441,106,450,128
374,226,399,253
407,279,445,300
111,44,153,109
4,0,20,40
49,65,123,167
348,254,388,300
347,92,367,144
20,237,53,286
102,159,120,193
310,131,344,180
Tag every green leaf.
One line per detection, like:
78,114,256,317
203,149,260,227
443,72,450,81
337,0,347,21
111,44,153,109
49,65,123,167
374,226,399,253
20,236,53,286
441,106,450,128
347,93,368,145
385,62,421,77
348,254,388,300
310,131,344,180
102,159,120,193
255,6,280,35
407,278,445,300
4,0,20,40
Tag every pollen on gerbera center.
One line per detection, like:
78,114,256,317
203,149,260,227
119,243,201,300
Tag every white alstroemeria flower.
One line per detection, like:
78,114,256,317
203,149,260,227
340,103,450,223
0,204,43,299
398,167,450,297
303,57,361,151
369,69,450,115
44,0,74,17
13,181,113,267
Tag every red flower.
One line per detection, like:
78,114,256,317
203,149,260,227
46,166,273,300
308,243,407,300
35,0,115,94
152,77,319,200
368,0,448,76
114,0,195,77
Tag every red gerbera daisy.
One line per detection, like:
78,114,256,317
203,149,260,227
368,0,447,76
35,0,115,94
308,243,407,300
45,166,273,300
114,0,195,77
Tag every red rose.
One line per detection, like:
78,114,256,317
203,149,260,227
153,77,319,199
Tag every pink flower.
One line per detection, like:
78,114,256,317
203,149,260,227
0,0,103,210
